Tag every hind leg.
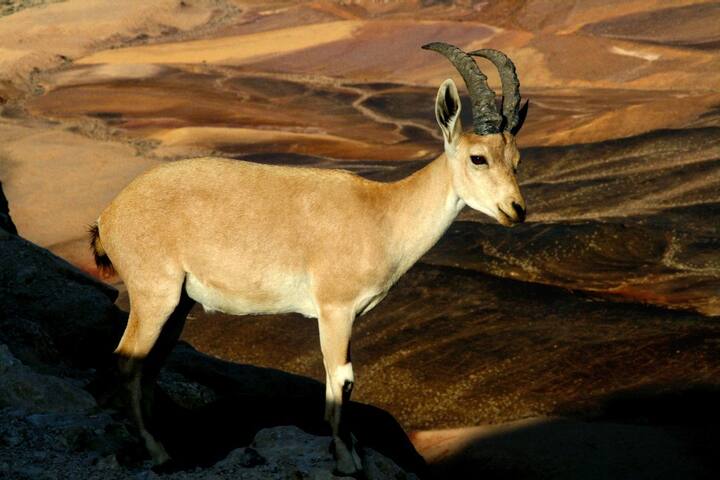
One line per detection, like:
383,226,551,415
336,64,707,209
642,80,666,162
115,280,186,464
139,287,195,423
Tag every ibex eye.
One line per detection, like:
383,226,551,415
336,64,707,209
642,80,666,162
470,155,488,166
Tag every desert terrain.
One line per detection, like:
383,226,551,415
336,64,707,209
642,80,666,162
2,1,720,478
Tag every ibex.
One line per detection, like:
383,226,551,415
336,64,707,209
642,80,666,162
89,42,528,476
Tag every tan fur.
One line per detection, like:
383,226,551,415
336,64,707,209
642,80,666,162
95,78,526,474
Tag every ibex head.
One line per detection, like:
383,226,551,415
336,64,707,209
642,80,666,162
423,42,529,226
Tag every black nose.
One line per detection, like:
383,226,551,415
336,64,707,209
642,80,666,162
512,202,526,223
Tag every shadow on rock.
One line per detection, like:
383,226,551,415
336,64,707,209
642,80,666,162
141,342,427,475
424,384,720,480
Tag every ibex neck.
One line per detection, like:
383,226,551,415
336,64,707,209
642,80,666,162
383,154,464,274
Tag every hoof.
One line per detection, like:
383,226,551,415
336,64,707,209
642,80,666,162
332,467,366,479
151,458,181,474
332,437,363,479
141,430,171,466
151,456,195,474
332,470,364,479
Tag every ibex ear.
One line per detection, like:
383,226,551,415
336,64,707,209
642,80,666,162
435,79,462,147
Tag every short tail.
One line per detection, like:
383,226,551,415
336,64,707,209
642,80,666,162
88,222,115,277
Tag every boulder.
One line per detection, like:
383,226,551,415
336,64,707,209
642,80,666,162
0,221,124,369
0,344,96,414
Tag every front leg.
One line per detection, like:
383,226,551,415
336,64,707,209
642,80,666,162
325,369,334,423
318,305,363,476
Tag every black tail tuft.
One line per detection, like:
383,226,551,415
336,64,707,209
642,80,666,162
88,222,115,277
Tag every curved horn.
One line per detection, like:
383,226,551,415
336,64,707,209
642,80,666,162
468,48,522,133
422,42,502,135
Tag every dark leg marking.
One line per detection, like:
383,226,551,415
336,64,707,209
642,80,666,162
139,285,195,433
342,379,354,404
337,379,355,451
142,284,195,383
113,281,195,464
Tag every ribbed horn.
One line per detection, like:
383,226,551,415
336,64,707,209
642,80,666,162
422,42,502,135
468,48,522,133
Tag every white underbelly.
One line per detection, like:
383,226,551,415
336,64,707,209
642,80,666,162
184,272,317,318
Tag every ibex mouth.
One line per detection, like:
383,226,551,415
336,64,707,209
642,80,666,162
497,206,524,226
497,208,515,226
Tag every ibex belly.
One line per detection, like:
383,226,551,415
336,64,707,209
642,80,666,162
184,271,317,318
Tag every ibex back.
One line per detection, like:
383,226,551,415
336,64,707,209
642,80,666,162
90,42,529,476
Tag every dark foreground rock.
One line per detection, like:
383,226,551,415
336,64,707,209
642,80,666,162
0,198,424,478
0,222,122,370
0,343,418,479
